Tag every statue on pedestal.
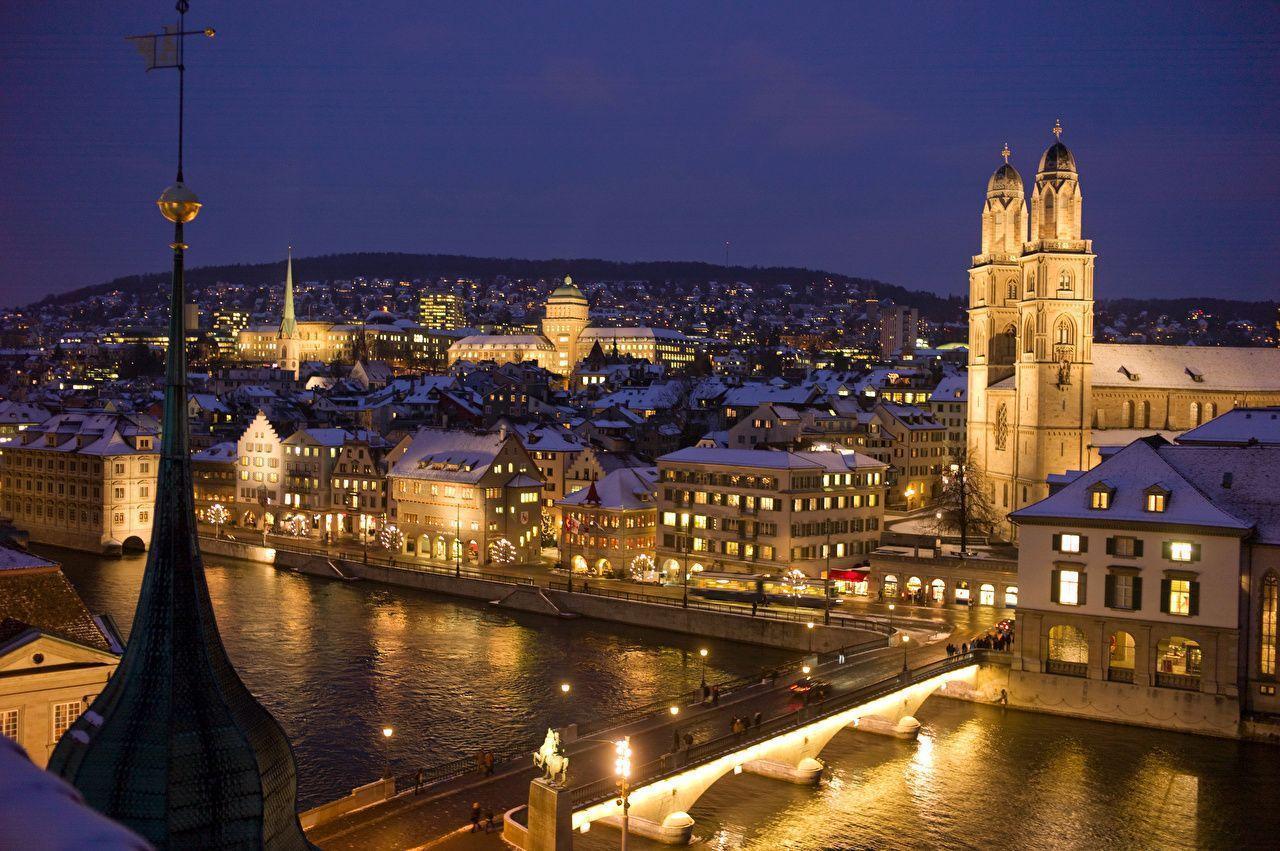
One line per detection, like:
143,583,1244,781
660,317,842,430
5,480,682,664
533,728,569,785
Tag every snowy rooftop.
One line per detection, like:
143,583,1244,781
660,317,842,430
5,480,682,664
1094,344,1280,391
559,466,658,510
659,446,886,472
1177,407,1280,447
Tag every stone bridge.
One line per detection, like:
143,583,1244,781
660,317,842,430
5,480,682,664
506,650,1008,849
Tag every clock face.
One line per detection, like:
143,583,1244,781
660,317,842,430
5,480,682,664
995,403,1009,451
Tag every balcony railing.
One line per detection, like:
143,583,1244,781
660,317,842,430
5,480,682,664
1106,667,1134,684
1155,671,1201,692
1045,659,1088,678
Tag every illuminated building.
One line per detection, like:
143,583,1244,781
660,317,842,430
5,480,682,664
558,466,659,580
418,292,466,329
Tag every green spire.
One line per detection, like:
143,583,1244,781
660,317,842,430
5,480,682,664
279,247,297,338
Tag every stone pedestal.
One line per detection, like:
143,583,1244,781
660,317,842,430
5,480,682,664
527,778,573,851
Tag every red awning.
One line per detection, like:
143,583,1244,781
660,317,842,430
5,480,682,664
828,568,868,582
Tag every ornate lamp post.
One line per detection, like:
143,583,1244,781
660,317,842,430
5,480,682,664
614,736,632,851
381,726,394,779
698,647,708,688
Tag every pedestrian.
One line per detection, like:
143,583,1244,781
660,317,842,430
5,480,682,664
751,599,758,616
415,767,424,795
683,732,694,750
470,802,481,833
484,750,495,777
961,642,969,654
475,750,486,775
583,580,590,593
753,711,762,728
711,685,720,706
484,809,495,832
702,682,711,703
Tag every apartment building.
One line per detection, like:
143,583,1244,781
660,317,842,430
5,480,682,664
234,410,285,530
558,466,658,580
655,447,887,583
0,412,160,554
388,428,544,566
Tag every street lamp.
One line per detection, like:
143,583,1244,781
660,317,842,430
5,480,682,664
381,726,394,778
806,621,815,656
681,513,692,608
698,648,708,688
669,706,679,716
822,518,833,625
900,633,910,672
614,737,632,851
802,665,811,676
887,601,896,637
560,682,571,695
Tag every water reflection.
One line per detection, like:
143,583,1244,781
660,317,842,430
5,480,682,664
50,547,794,808
576,701,1280,851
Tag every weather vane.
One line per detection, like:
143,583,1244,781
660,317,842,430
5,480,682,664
1001,142,1011,164
126,0,215,181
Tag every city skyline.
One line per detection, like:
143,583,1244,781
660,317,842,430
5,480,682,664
3,2,1279,305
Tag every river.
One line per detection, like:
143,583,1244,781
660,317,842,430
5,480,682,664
51,547,1280,849
49,547,794,809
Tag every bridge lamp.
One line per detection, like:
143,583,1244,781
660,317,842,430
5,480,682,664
382,726,393,739
560,682,571,694
669,706,680,716
802,665,811,676
615,736,633,849
380,726,394,779
699,648,709,688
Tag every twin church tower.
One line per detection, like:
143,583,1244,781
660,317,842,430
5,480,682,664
966,122,1095,518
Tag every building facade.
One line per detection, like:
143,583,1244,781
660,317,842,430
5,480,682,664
558,467,659,580
0,412,160,554
655,447,887,584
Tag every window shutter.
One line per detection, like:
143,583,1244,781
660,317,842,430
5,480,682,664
1080,536,1089,554
1104,573,1115,608
1079,572,1087,606
1162,541,1172,560
1192,543,1202,563
1189,581,1200,617
1134,539,1145,557
1132,577,1143,610
1105,537,1115,556
1160,579,1170,613
1050,569,1060,604
1052,533,1061,551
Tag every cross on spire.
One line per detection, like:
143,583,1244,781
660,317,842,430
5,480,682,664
1001,142,1011,164
1052,119,1063,140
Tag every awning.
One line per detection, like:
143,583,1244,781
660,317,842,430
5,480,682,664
828,568,868,582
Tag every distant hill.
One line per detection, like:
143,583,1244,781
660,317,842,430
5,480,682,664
29,251,962,317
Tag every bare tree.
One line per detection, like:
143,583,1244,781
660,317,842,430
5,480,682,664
928,451,1000,552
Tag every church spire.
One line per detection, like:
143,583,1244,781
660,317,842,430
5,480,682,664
279,246,297,339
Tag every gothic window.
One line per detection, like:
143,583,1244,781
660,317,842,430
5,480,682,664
1055,319,1074,346
1058,269,1072,292
1190,402,1200,427
994,404,1009,451
1263,573,1278,678
1122,400,1134,428
1007,280,1017,300
1023,317,1035,354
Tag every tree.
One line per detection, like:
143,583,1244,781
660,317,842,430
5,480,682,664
928,451,1000,551
379,524,405,554
207,503,229,538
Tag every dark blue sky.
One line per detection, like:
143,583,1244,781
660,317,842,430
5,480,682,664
2,2,1278,307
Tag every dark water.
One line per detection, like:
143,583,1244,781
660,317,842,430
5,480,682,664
575,696,1280,851
49,547,793,809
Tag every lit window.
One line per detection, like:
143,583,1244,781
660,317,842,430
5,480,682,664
52,701,82,742
1168,579,1192,616
1146,492,1166,512
1058,570,1081,605
1169,542,1194,562
0,708,17,742
1059,534,1082,554
1090,490,1110,510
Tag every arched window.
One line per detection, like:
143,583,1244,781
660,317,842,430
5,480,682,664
1138,400,1150,429
1109,630,1136,678
1006,280,1018,300
1206,402,1216,420
1004,586,1019,607
1055,318,1074,346
1023,317,1035,354
930,578,946,602
1048,624,1089,673
1156,636,1202,689
1262,573,1278,678
1122,400,1134,428
882,574,898,600
979,583,996,606
1058,269,1072,291
1190,402,1201,427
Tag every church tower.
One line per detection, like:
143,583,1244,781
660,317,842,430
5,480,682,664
277,248,301,380
969,122,1096,533
967,143,1027,479
1012,120,1095,509
541,276,590,376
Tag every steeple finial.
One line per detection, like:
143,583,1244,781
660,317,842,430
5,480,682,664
1001,142,1011,164
1052,119,1063,140
279,247,297,338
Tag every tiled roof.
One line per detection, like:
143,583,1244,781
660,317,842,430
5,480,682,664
0,559,111,653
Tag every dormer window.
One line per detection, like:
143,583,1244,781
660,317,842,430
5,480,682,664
1088,481,1114,510
1144,485,1170,513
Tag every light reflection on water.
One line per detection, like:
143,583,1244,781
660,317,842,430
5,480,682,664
577,700,1280,851
51,547,793,808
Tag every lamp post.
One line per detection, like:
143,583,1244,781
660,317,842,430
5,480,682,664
887,601,895,637
454,494,462,578
614,736,632,851
381,726,394,779
806,621,815,656
950,462,968,557
681,513,692,608
698,647,708,688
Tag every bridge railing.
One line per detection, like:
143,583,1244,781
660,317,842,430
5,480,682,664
546,580,891,635
572,650,1000,808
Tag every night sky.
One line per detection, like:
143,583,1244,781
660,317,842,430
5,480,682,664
2,2,1278,308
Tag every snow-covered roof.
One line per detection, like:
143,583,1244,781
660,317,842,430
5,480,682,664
659,446,886,472
1177,407,1280,447
191,441,237,463
1093,344,1280,391
929,374,968,403
451,334,554,350
559,466,658,510
389,428,510,483
1012,436,1267,537
579,326,690,342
